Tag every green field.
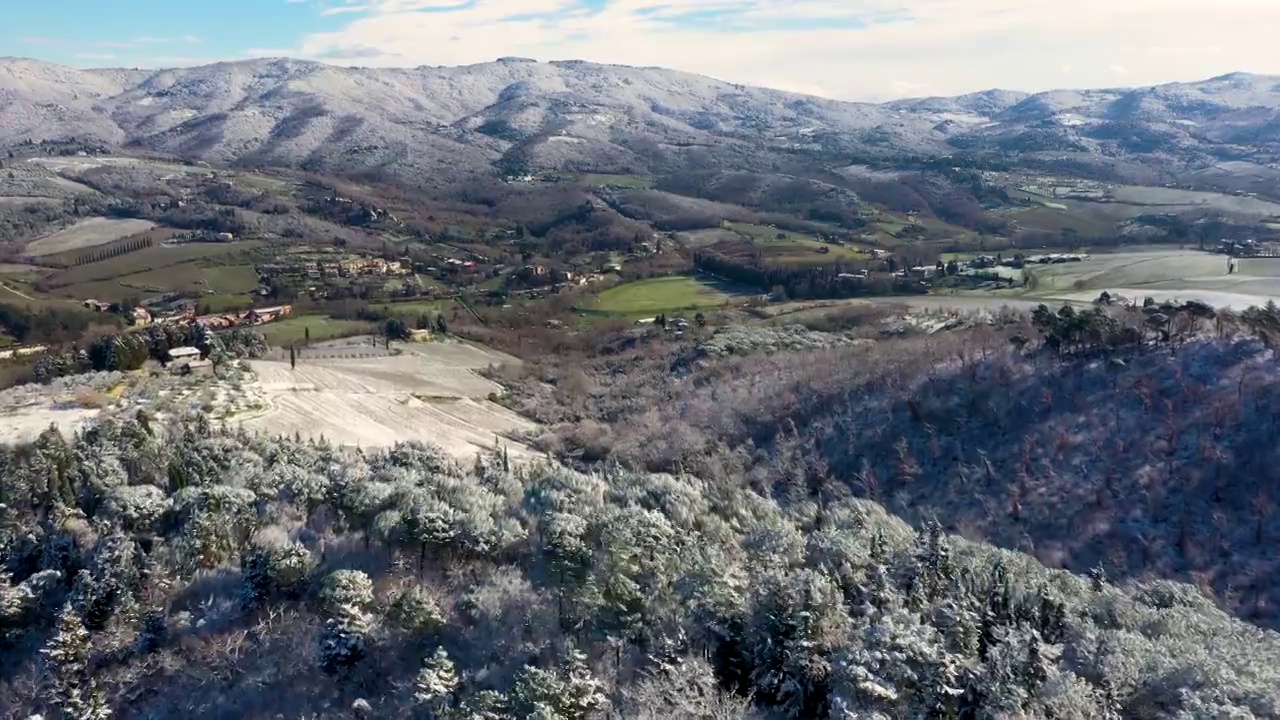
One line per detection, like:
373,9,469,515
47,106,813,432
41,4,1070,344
724,223,869,264
939,252,985,263
1002,205,1116,236
122,264,259,295
591,276,747,317
57,264,260,303
576,174,654,189
198,294,257,314
259,316,375,347
48,243,259,289
370,299,452,318
0,279,85,310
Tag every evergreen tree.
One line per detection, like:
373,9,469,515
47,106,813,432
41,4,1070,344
511,649,608,720
317,611,369,676
413,646,458,717
42,604,110,720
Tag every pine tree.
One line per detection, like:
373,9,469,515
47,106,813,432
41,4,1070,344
317,613,369,676
924,659,963,720
916,519,953,604
1,569,34,641
1099,676,1122,720
956,669,986,720
413,646,458,717
136,608,168,654
1089,565,1107,593
511,649,608,720
561,648,609,720
42,603,111,720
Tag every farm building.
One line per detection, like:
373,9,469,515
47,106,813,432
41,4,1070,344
168,346,203,373
248,305,293,324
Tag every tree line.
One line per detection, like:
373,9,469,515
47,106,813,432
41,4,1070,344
693,250,929,300
29,325,268,384
67,236,155,267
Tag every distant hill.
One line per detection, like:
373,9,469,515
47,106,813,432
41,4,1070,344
2,57,1280,184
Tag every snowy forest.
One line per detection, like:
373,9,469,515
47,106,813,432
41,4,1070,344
1,404,1279,719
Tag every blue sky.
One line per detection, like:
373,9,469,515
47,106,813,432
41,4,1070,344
3,0,1278,100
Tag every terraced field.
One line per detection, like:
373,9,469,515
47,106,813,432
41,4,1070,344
1027,250,1280,309
242,342,535,458
724,222,869,264
23,217,157,257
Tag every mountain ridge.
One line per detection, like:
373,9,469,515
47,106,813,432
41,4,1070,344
2,56,1279,185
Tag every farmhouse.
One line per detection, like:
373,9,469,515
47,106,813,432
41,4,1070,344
195,315,238,330
167,346,203,373
248,305,293,324
195,304,294,329
83,299,111,313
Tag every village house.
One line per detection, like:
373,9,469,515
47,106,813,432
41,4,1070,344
83,299,111,313
132,307,152,326
247,305,293,324
195,314,237,330
167,346,203,373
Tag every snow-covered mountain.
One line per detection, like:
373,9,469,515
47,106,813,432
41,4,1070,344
2,57,1278,183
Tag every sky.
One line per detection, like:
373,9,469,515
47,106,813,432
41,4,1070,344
3,0,1279,101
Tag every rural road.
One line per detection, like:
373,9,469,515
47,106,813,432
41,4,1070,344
0,282,36,301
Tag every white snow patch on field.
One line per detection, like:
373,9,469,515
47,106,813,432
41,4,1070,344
0,405,100,445
241,343,537,459
24,217,157,256
1029,250,1280,310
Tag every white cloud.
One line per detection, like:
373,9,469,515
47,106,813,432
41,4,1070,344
263,0,1280,100
321,5,370,15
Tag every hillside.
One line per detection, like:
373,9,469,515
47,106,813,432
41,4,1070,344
1,411,1279,719
2,58,1280,185
502,306,1280,630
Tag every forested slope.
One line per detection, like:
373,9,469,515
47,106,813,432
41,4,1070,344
507,306,1280,629
2,414,1278,719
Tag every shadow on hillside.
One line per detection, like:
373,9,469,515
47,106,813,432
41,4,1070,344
786,339,1280,626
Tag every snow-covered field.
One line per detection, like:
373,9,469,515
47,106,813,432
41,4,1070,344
26,156,209,177
24,216,157,256
0,404,101,444
241,342,537,458
1109,185,1280,218
1031,250,1280,309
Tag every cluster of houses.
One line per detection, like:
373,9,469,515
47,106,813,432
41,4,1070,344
83,300,153,327
256,257,410,282
194,304,293,330
315,195,399,225
81,297,294,332
1216,238,1280,257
